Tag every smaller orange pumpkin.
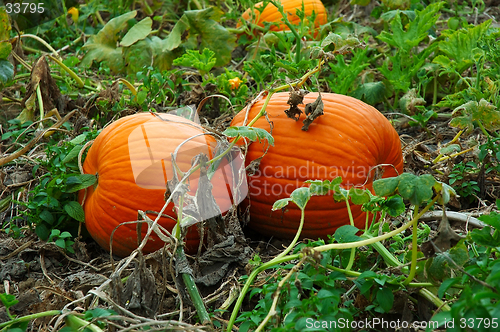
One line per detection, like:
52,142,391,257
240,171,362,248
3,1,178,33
238,0,327,35
79,113,235,257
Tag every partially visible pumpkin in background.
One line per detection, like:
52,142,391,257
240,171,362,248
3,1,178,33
79,113,234,257
230,92,404,240
238,0,327,35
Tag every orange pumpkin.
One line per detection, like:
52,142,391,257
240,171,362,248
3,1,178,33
79,113,233,257
230,92,403,239
238,0,327,34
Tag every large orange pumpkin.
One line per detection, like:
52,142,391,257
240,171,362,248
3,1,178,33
80,113,233,257
230,92,403,239
238,0,327,34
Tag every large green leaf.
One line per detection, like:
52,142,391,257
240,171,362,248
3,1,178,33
0,7,10,42
81,11,138,72
120,17,152,47
0,59,14,86
377,2,444,53
0,41,11,60
163,8,236,67
450,99,500,133
438,20,491,73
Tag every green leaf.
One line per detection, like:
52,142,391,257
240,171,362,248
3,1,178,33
398,173,436,206
350,0,371,5
432,54,455,72
35,223,50,241
328,48,369,95
0,41,12,59
349,187,371,205
478,211,500,230
149,37,175,71
438,20,491,73
272,198,292,210
334,225,361,243
120,17,152,47
163,8,236,67
450,99,500,133
0,293,18,309
306,178,342,196
438,277,459,298
321,32,362,54
65,174,97,193
55,238,67,249
81,11,138,72
0,7,11,42
470,226,500,248
0,59,14,86
64,201,85,222
373,177,399,197
173,48,216,74
223,126,274,146
382,195,405,217
290,187,311,210
376,287,394,313
377,2,443,53
332,187,349,202
351,82,386,105
440,144,461,155
433,181,456,205
69,134,87,145
39,210,55,225
62,145,82,164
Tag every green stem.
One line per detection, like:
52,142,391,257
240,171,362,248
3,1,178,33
36,85,44,126
316,196,439,253
361,233,402,267
227,196,441,331
403,206,419,285
344,198,355,271
419,287,451,311
47,55,84,88
176,247,212,326
0,310,61,330
19,35,62,60
226,254,301,332
433,70,438,106
476,120,494,138
270,0,302,63
276,207,306,260
226,206,306,330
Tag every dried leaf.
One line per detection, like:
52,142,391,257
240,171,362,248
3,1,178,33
302,94,324,131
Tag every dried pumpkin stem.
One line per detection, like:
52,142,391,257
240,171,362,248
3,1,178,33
246,60,324,127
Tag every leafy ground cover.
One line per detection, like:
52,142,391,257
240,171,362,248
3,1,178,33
1,0,500,331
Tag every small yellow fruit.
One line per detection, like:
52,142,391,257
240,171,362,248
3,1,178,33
229,77,243,90
68,7,79,23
